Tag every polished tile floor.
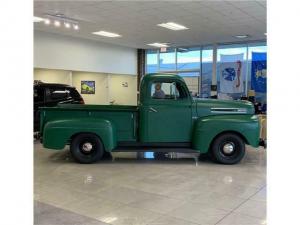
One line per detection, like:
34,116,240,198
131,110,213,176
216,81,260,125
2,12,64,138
34,142,266,225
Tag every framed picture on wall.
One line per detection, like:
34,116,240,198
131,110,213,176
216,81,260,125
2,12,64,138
81,81,95,94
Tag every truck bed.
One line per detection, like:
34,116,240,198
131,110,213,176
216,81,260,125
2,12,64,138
40,104,138,142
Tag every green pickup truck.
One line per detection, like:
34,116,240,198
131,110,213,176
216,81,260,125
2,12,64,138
40,73,263,165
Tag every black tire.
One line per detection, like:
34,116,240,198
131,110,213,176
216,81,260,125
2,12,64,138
70,133,104,164
154,152,167,160
211,133,245,165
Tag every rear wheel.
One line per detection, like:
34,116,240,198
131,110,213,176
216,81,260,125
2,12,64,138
211,133,245,165
70,133,104,164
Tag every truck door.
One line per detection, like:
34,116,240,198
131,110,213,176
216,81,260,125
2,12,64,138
141,80,192,143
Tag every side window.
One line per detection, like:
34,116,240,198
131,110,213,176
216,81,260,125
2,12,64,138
47,88,71,101
151,82,187,100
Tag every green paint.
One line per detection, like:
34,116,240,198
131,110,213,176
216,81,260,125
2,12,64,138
40,73,260,153
192,114,260,153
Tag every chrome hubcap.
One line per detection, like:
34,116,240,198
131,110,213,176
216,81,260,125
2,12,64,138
223,143,234,154
82,142,93,152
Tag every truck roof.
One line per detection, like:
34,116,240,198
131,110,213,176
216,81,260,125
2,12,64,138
143,73,185,82
34,82,76,89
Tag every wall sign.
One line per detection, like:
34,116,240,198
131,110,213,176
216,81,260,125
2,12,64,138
81,81,95,94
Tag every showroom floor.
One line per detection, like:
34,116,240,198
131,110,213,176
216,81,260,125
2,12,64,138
34,142,266,225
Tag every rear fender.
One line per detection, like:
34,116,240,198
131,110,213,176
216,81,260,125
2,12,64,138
192,115,260,153
42,118,117,151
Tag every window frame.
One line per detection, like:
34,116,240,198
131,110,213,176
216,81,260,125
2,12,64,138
148,79,191,103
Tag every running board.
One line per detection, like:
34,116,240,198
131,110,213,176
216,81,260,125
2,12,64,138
112,147,198,153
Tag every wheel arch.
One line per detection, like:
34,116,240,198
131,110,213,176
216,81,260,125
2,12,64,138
42,118,117,151
208,130,248,153
70,131,104,145
191,114,260,153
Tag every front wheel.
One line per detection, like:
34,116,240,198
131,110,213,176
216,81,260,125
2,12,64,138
211,133,245,165
70,133,104,164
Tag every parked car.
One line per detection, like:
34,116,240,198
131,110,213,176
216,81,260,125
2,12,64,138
34,81,84,132
39,74,265,165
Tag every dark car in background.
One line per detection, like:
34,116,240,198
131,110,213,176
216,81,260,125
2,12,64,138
34,81,84,132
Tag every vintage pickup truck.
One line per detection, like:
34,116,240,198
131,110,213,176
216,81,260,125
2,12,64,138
40,73,263,165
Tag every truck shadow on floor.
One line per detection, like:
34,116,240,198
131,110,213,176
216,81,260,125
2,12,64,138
46,149,216,165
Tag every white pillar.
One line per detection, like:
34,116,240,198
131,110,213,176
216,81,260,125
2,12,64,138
211,44,218,96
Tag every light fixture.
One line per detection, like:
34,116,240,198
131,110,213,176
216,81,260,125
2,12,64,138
54,20,61,27
147,43,169,48
157,22,188,31
39,14,79,30
34,16,45,23
44,18,50,25
64,22,71,28
234,35,249,39
177,48,189,52
92,31,121,38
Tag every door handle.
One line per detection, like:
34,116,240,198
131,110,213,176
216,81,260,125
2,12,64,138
149,107,158,113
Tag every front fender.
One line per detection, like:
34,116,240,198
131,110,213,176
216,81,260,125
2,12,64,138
192,115,260,153
43,118,117,151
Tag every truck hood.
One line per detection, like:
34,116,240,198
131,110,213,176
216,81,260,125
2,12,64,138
193,98,254,118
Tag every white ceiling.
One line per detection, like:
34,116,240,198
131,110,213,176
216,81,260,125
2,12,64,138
34,0,266,49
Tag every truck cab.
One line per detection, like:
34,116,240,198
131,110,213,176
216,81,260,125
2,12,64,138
40,73,262,165
139,74,193,143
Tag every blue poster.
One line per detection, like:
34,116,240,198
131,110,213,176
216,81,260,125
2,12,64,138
251,52,267,93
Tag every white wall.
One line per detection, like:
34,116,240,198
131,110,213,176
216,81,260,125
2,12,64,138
34,30,137,75
109,74,137,105
34,68,138,105
72,71,109,105
34,68,72,84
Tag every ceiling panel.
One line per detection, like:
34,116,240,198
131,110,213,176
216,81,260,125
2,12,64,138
34,0,266,49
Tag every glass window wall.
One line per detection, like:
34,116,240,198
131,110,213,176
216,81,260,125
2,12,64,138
145,41,267,103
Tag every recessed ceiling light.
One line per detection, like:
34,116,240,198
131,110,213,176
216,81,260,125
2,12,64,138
147,43,169,48
234,35,249,39
64,22,71,28
73,24,79,30
44,19,50,25
34,16,45,23
157,22,188,31
54,20,61,27
92,31,121,37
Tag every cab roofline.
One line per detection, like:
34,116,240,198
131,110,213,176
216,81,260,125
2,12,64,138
143,73,184,81
34,83,75,88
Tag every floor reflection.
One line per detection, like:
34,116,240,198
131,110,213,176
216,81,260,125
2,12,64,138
110,151,200,160
108,151,202,166
35,142,266,225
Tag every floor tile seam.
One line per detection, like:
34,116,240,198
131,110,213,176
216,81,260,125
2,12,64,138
144,213,203,225
35,200,114,225
213,184,267,225
121,200,175,216
115,184,189,201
